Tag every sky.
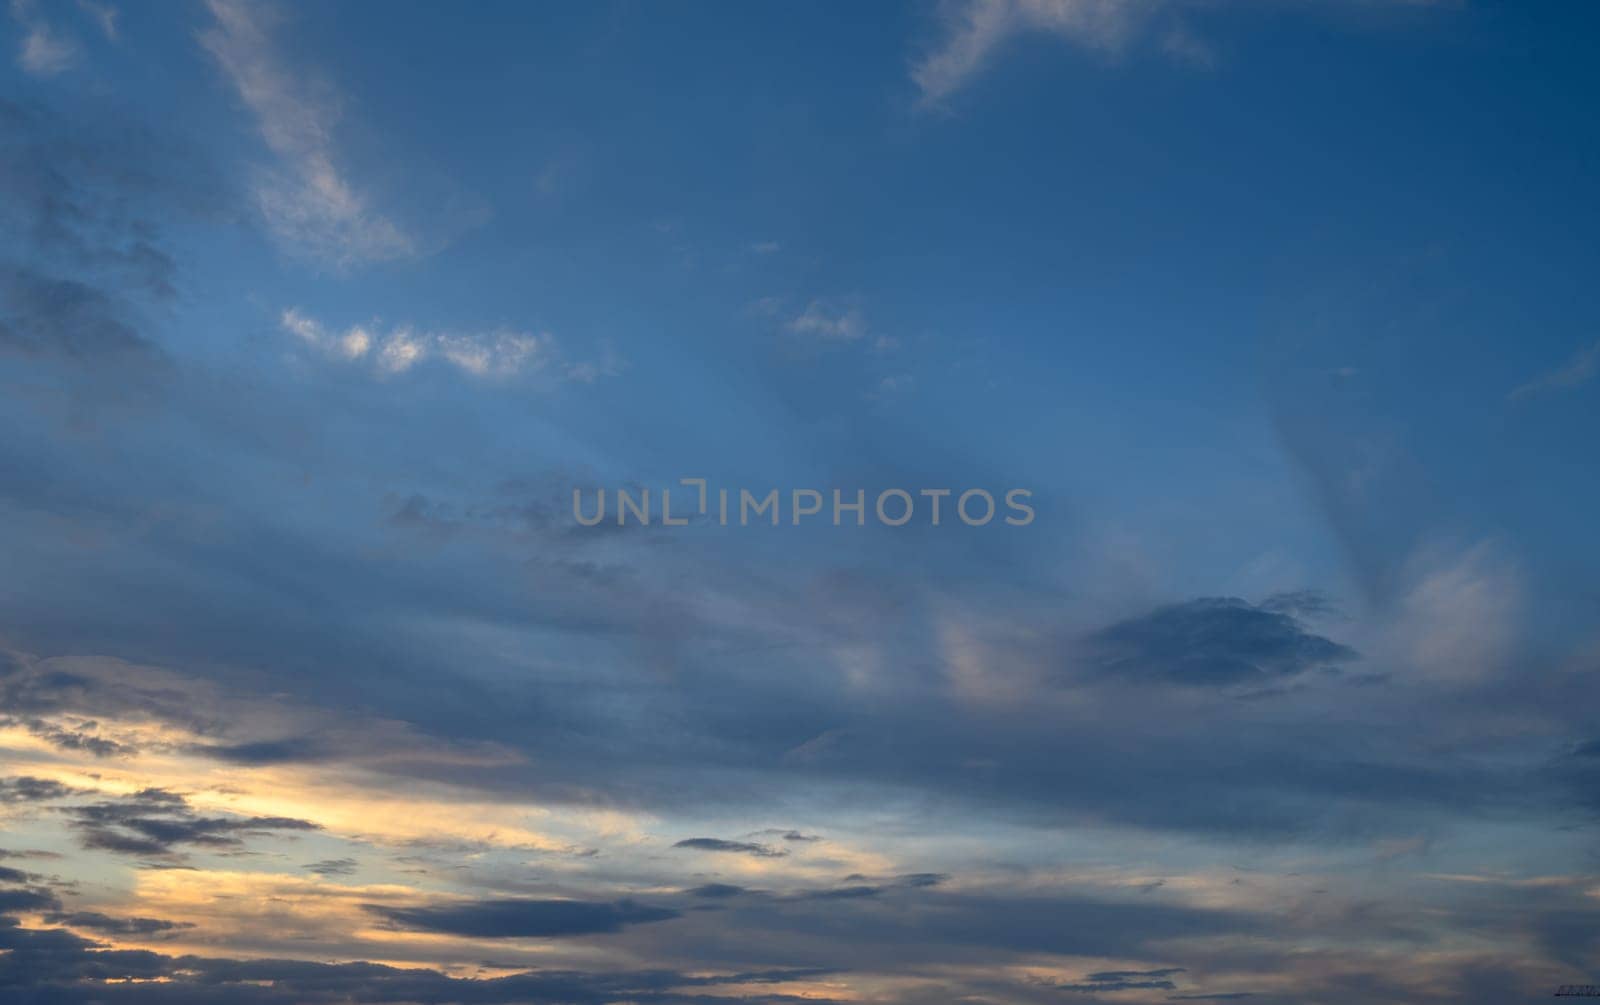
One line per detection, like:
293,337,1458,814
2,0,1600,1002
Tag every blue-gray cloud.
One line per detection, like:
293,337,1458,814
1084,596,1357,686
368,898,680,938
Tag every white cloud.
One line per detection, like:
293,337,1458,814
1509,339,1600,401
913,0,1149,104
11,0,81,75
787,301,867,341
1389,539,1522,684
200,0,414,268
280,308,617,384
911,0,1437,103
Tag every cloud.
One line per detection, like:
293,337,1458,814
43,911,195,936
0,911,838,1005
1389,539,1520,683
1034,964,1185,993
1084,596,1357,686
78,1,117,40
911,0,1438,103
0,98,200,293
0,97,215,392
0,267,164,367
787,301,867,341
6,715,132,757
280,307,605,381
673,837,788,858
913,0,1151,104
284,305,560,377
368,897,680,937
0,775,77,803
1510,339,1600,400
10,0,81,76
305,858,358,877
0,887,61,913
199,0,414,267
67,788,320,858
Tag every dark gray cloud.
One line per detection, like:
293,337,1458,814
0,96,218,295
186,738,329,765
0,96,217,381
0,775,77,803
0,887,62,913
673,838,786,858
368,898,680,938
66,788,319,858
2,716,129,757
305,858,358,877
43,911,195,936
1034,965,1187,993
1084,596,1357,686
0,266,162,366
0,911,836,1004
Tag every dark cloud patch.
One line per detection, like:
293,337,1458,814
0,96,219,298
65,788,319,858
1044,977,1180,992
798,873,945,901
305,858,358,877
1259,590,1336,618
0,266,162,366
2,715,129,757
895,873,945,889
0,775,77,803
43,911,195,936
1088,968,1186,982
805,885,881,901
0,95,216,401
0,649,210,737
752,828,820,843
0,848,63,860
0,886,62,913
687,883,746,898
368,897,680,938
0,913,834,1004
187,737,327,765
673,838,786,858
1084,596,1357,686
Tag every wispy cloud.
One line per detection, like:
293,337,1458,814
913,0,1150,104
912,0,1436,103
282,309,551,379
78,0,117,41
281,307,619,382
11,0,81,76
200,0,414,268
1510,338,1600,400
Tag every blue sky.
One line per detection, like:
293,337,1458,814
3,1,1600,1003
